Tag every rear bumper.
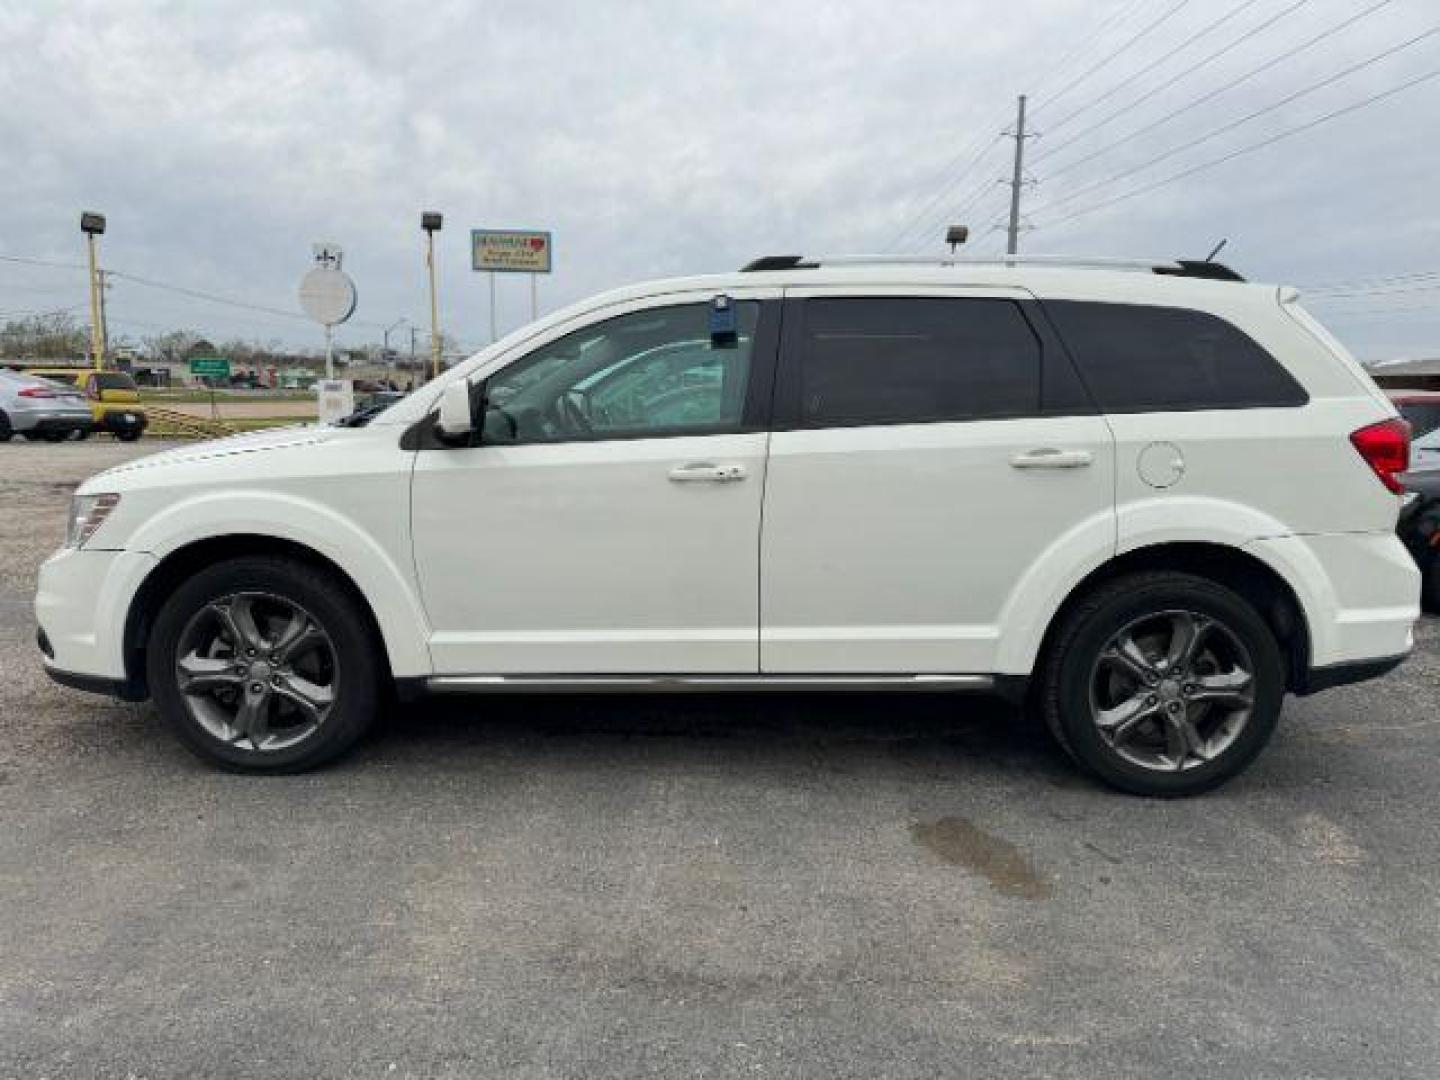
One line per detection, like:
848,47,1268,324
10,411,93,433
1297,652,1409,696
1245,532,1419,669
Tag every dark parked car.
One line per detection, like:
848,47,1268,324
1400,468,1440,612
334,391,404,427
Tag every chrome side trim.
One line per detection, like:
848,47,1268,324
424,674,994,694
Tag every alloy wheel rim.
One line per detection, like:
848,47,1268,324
1088,609,1255,773
174,591,337,752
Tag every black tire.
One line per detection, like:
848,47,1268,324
1038,571,1286,797
146,555,383,772
40,430,66,442
116,428,142,442
0,412,11,442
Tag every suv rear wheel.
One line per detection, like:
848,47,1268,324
146,556,382,772
1038,571,1285,797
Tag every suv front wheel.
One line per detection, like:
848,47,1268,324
1038,571,1286,797
146,556,383,772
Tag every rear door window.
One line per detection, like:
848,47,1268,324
792,297,1044,427
1044,301,1308,412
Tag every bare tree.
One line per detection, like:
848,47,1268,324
0,311,90,361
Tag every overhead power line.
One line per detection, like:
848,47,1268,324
1306,301,1440,318
1035,0,1194,114
1034,64,1440,233
1043,0,1266,135
1032,24,1440,219
0,253,86,271
1302,268,1440,292
885,0,1192,253
0,250,396,333
106,269,314,323
907,170,1013,253
1027,0,1153,102
1307,280,1440,299
1037,0,1389,179
885,131,1006,251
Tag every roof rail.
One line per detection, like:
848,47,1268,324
739,253,1245,281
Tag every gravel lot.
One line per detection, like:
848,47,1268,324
2,440,1438,1079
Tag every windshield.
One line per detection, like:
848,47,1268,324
94,372,138,392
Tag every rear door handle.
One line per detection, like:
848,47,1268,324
1010,448,1093,469
668,462,747,483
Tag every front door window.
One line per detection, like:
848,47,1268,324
480,301,760,444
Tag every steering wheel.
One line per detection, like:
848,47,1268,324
556,388,595,436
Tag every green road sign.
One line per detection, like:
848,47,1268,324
190,357,231,378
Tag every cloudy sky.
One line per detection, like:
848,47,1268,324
1,0,1438,360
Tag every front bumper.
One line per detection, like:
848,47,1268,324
97,410,147,434
39,633,147,700
34,546,157,693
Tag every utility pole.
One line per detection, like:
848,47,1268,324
383,317,407,384
1005,94,1029,258
97,269,111,361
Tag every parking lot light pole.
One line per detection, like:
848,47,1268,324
80,211,106,369
422,212,442,381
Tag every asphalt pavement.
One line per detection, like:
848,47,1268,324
2,440,1438,1079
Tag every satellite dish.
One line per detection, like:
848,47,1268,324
298,267,357,326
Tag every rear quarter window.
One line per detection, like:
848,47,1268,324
1044,301,1308,412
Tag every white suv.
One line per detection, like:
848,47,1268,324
35,255,1420,795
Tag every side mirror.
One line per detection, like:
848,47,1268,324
435,380,475,443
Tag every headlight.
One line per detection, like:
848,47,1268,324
66,493,121,548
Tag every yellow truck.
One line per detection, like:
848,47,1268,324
24,368,147,441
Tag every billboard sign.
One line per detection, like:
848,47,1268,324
471,229,553,274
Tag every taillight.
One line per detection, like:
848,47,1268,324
17,386,56,399
1350,418,1410,494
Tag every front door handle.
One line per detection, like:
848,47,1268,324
668,462,747,483
1010,448,1093,469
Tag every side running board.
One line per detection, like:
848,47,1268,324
425,674,994,693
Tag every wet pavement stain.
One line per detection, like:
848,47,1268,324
911,816,1052,899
